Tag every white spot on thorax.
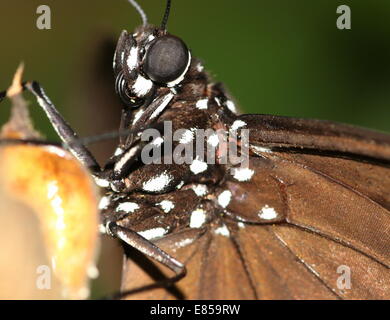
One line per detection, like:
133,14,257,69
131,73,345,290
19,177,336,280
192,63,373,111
94,177,110,188
231,120,247,131
196,63,204,72
258,205,278,220
190,157,208,174
138,227,168,240
191,184,208,197
207,132,219,147
142,171,173,192
214,97,221,106
232,167,254,182
218,190,232,208
116,202,140,213
214,224,230,237
158,200,175,213
179,129,194,144
98,196,110,210
189,208,207,228
132,75,153,97
196,98,208,110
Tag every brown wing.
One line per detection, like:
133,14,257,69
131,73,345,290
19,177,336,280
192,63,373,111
121,115,390,299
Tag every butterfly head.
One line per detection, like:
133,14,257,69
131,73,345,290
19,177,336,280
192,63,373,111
113,0,191,108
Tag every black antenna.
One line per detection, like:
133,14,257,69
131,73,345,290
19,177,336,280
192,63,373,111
160,0,172,30
127,0,148,26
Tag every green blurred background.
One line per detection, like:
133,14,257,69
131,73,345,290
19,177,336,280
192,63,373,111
1,0,390,135
1,0,390,298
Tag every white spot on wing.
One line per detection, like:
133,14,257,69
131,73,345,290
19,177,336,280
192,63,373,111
232,167,254,182
138,227,168,240
214,224,230,237
142,171,173,192
238,222,245,229
218,190,232,208
189,208,206,228
190,157,208,174
116,202,140,213
258,205,278,220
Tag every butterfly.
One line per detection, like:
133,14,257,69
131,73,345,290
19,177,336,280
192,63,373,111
1,0,389,300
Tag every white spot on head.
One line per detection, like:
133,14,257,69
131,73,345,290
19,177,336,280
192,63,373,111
138,227,168,240
98,196,110,210
132,75,153,97
142,171,173,192
231,120,247,131
158,200,175,213
116,202,140,213
231,167,255,182
258,205,278,220
214,224,230,237
179,129,194,144
127,46,138,71
189,208,207,228
207,132,220,147
190,157,208,174
196,98,208,110
226,100,237,113
191,184,208,197
218,190,232,208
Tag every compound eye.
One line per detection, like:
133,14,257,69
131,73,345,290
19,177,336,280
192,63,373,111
143,35,189,84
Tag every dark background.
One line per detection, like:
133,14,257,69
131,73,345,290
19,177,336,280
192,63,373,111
1,0,390,297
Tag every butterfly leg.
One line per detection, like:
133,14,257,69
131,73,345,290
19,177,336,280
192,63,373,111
105,221,186,298
25,81,101,173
